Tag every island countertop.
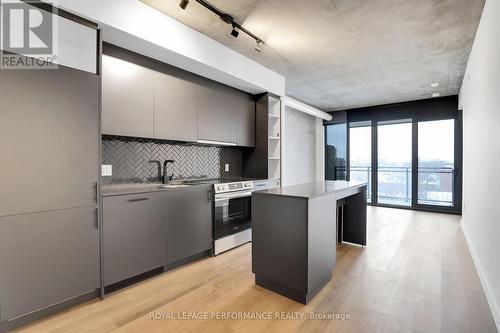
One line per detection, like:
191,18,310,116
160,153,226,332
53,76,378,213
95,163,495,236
251,180,368,304
253,180,367,199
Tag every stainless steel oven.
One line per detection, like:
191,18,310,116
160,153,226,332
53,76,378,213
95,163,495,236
213,181,253,255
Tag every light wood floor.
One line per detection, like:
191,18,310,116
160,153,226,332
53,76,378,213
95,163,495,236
15,207,497,333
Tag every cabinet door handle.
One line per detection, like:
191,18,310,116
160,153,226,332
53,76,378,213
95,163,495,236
93,208,99,229
128,198,149,203
94,182,98,203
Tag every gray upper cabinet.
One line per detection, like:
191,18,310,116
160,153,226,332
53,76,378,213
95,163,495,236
103,192,167,286
0,207,100,322
166,185,212,265
197,83,238,144
235,93,256,147
102,55,154,138
101,49,256,147
153,70,198,142
0,66,99,217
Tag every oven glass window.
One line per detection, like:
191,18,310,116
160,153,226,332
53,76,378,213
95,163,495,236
215,196,252,239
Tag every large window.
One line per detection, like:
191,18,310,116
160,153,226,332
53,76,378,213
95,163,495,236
418,120,455,207
377,122,412,206
325,123,347,180
324,97,462,213
349,124,372,203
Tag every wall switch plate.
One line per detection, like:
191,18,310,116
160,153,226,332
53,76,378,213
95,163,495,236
225,164,230,172
102,165,112,177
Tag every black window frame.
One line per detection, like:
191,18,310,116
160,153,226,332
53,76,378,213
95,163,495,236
325,96,462,214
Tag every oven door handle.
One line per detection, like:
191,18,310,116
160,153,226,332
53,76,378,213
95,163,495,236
214,191,253,202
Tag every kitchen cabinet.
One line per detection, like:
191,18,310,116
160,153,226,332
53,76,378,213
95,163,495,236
103,192,167,286
236,93,256,147
102,55,154,138
0,207,100,322
166,185,212,264
197,83,238,144
153,69,198,142
0,66,99,217
101,49,256,147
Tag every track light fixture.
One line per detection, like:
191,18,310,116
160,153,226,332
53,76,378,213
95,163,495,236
179,0,189,10
181,0,265,51
230,25,239,38
254,41,262,52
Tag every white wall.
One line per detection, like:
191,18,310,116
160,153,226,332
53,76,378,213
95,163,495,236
460,0,500,328
55,0,285,96
282,106,323,186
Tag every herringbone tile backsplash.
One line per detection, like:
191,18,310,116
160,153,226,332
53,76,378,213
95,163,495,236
102,135,243,184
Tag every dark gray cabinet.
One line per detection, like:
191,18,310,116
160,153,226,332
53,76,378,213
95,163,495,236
0,207,100,322
103,192,167,286
153,70,198,142
166,185,212,264
236,93,256,147
102,54,154,138
0,67,99,217
197,83,238,144
0,64,100,326
101,49,256,147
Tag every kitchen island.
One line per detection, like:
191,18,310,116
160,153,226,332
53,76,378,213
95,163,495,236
252,181,367,304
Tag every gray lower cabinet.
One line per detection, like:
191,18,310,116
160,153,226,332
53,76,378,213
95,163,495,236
102,55,154,138
103,192,167,286
0,207,100,322
153,70,198,142
197,83,238,144
166,186,212,264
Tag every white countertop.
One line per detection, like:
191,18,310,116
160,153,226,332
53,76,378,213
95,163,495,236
253,181,367,199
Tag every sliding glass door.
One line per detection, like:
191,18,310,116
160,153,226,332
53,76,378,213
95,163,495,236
377,122,412,206
417,119,455,207
349,123,372,203
340,118,460,212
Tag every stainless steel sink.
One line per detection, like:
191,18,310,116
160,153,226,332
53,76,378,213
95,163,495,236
159,184,192,188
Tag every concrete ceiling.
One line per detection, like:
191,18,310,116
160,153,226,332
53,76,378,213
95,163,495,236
142,0,485,111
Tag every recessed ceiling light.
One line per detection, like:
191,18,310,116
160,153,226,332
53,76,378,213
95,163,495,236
432,92,441,98
430,82,439,88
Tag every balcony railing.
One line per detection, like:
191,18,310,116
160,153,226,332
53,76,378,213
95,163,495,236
333,165,454,206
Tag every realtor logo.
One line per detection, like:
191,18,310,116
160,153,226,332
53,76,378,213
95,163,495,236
1,0,58,69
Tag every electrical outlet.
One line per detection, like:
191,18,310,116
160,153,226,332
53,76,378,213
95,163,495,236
225,164,230,172
102,165,112,177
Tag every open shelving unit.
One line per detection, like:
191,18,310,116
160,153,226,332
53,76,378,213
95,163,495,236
267,95,281,181
242,93,281,187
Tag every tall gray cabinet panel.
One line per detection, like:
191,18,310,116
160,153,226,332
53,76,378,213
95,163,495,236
0,207,100,322
197,83,238,144
166,186,212,264
0,67,100,217
235,93,256,147
103,192,167,286
102,54,154,138
153,69,198,142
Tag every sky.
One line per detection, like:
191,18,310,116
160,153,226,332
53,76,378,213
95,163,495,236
348,119,454,166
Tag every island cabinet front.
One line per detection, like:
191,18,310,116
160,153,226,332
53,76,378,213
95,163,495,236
251,192,337,304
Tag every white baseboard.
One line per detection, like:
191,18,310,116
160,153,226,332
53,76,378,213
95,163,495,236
461,220,500,331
